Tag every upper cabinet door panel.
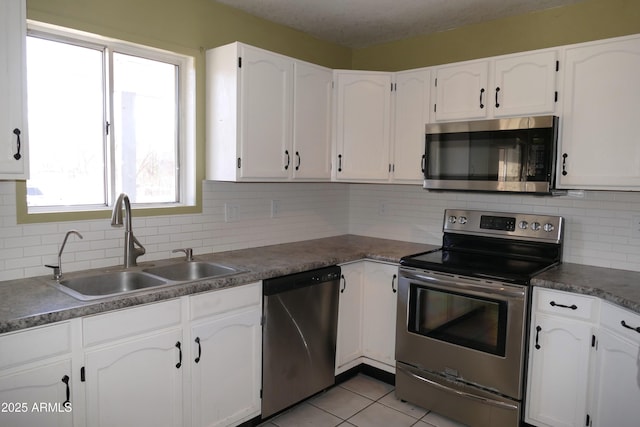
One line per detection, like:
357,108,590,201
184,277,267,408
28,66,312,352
0,0,29,180
493,51,557,117
335,71,391,181
558,36,640,189
239,45,293,180
293,61,332,180
392,69,430,183
433,61,489,121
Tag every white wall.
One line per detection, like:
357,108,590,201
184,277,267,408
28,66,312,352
2,180,640,281
0,181,348,281
348,184,640,271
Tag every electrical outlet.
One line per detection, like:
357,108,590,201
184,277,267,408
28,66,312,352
225,204,239,222
632,215,640,239
271,200,280,218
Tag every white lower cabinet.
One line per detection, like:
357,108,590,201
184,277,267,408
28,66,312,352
188,282,262,427
590,302,640,427
362,261,398,371
335,261,398,374
527,288,640,427
0,321,74,427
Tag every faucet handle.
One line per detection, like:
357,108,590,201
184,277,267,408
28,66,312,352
172,248,194,262
45,264,62,280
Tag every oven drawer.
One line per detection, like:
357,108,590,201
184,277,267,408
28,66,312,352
534,288,599,322
396,362,520,427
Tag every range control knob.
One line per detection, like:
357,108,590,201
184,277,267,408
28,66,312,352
518,220,528,230
543,223,555,232
458,216,468,224
448,216,457,224
531,222,541,231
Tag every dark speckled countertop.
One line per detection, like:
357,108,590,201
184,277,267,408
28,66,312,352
2,235,640,335
0,235,435,334
532,263,640,315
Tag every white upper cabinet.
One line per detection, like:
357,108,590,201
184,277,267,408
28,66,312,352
334,70,392,181
557,34,640,190
292,61,333,180
432,50,557,122
0,0,29,180
433,61,489,121
391,69,430,183
206,42,332,182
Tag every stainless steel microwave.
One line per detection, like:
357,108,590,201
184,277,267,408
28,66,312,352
424,116,559,194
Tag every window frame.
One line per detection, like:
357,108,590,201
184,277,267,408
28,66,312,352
20,21,197,220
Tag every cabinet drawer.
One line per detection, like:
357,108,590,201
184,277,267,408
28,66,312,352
535,288,598,322
0,322,72,370
190,282,261,321
600,301,640,345
83,299,182,347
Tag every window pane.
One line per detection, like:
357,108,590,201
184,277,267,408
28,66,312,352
113,53,178,204
26,37,106,207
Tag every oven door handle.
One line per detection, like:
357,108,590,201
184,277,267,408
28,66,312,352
397,365,519,411
401,270,525,299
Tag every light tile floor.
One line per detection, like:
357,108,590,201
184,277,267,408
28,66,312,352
260,374,468,427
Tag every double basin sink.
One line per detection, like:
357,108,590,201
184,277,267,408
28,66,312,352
51,261,246,301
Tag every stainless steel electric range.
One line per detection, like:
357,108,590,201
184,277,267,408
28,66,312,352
396,209,564,427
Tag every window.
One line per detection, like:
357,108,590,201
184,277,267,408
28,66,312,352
25,23,195,212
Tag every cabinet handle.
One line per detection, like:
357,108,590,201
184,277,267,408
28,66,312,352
550,301,578,310
421,154,426,173
495,87,500,108
535,325,542,349
338,154,342,172
61,375,70,405
175,341,182,369
284,150,290,170
340,274,346,293
391,274,397,293
621,320,640,334
479,88,485,109
194,337,202,363
12,128,22,160
561,153,568,176
295,151,300,171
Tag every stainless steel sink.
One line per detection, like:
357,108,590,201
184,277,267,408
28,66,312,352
54,271,168,301
143,262,243,281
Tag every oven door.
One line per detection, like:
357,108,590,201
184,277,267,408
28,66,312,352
396,267,528,399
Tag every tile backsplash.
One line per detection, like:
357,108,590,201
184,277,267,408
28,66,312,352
2,180,640,281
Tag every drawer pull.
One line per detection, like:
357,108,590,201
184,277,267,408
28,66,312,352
391,274,397,293
621,320,640,334
175,341,182,369
550,301,577,310
61,375,70,405
535,325,542,349
195,337,202,363
340,274,346,293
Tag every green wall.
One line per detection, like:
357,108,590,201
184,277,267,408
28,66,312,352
353,0,640,71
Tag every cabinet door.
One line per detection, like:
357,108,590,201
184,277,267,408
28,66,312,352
190,306,261,427
84,329,184,427
525,313,592,427
392,69,430,183
0,359,73,427
558,35,640,189
293,61,332,180
0,0,29,179
433,61,489,121
335,262,364,374
239,45,293,180
493,51,557,117
362,262,398,371
334,71,391,181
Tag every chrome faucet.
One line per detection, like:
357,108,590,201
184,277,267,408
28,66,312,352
111,193,146,268
45,230,83,280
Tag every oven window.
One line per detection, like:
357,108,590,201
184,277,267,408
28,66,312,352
408,284,508,356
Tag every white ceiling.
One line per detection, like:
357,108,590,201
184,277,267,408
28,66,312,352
215,0,585,48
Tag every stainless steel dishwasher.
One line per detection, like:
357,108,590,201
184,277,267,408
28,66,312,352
261,265,341,418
